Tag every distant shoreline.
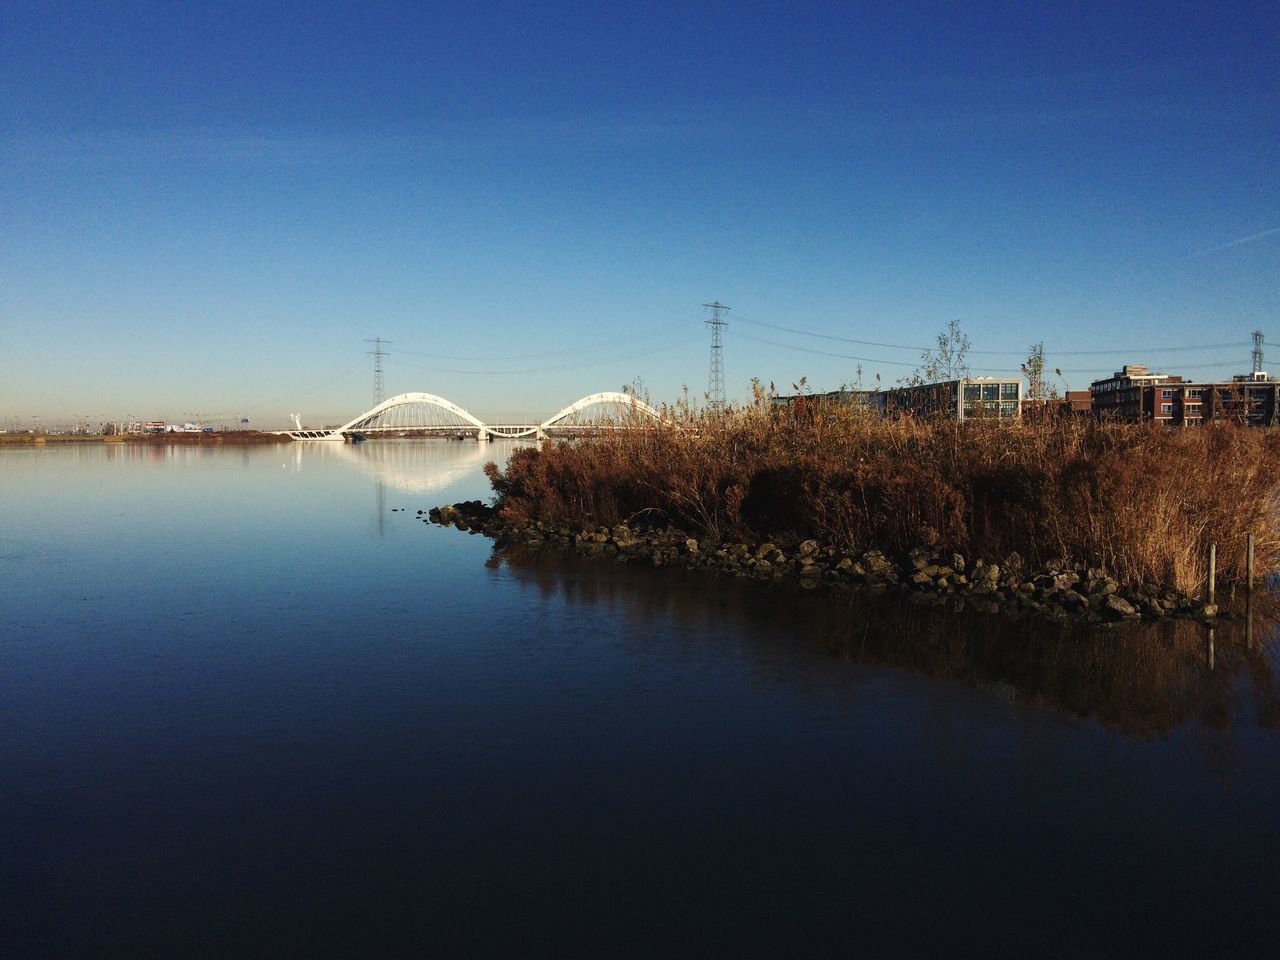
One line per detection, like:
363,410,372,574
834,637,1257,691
0,431,293,445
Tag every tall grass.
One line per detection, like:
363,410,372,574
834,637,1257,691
484,397,1280,595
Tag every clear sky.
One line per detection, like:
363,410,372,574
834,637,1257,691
2,1,1277,428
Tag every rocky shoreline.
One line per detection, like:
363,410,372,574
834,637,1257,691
424,500,1225,625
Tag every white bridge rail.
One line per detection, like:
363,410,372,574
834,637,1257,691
280,391,665,441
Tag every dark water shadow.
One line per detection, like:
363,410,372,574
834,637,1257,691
487,544,1280,763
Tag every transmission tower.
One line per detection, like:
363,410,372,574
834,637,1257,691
703,301,730,414
364,337,392,405
1252,330,1265,375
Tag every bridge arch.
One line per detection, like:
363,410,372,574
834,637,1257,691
284,390,668,440
338,392,489,434
539,391,664,431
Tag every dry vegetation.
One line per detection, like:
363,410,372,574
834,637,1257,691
485,393,1280,596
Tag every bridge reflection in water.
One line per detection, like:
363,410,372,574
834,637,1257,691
282,391,665,441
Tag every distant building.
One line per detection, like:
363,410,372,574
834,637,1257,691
1061,390,1092,415
1088,364,1184,422
1089,364,1279,425
1163,372,1278,426
773,377,1023,421
769,388,880,412
885,377,1023,420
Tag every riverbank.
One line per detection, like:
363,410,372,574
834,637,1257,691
428,499,1240,625
0,431,293,445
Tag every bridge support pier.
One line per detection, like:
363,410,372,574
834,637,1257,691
476,429,490,442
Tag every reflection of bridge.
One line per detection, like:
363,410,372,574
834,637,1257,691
280,391,665,441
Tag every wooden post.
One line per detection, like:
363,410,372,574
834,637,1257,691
1246,533,1255,595
1206,628,1215,672
1207,543,1216,607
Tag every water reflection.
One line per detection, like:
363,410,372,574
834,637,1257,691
325,438,534,495
488,544,1280,753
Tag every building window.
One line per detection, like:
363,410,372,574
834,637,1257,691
1000,382,1019,400
999,401,1018,418
1161,389,1172,399
981,383,999,401
963,384,980,401
1161,403,1172,414
1189,389,1203,398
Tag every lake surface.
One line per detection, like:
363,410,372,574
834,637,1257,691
3,440,1279,958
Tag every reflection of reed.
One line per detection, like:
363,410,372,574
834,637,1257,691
489,543,1280,748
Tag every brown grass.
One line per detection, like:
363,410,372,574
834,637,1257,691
484,397,1280,595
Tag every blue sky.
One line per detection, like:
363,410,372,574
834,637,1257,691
2,1,1277,427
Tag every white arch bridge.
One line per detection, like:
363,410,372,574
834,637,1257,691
280,391,666,441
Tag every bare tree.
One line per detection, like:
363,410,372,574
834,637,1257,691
1022,342,1048,401
906,319,971,384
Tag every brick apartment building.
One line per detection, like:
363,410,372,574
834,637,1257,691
1086,364,1279,425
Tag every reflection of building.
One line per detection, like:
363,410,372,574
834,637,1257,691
772,377,1023,421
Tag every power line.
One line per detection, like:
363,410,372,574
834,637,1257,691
392,333,698,377
393,318,690,363
730,330,1014,373
732,313,1254,357
730,330,1255,377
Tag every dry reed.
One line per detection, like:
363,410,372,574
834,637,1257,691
485,397,1280,595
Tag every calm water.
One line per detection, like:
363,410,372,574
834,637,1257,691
3,441,1279,958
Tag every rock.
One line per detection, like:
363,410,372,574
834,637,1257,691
684,538,700,554
756,542,778,558
1137,597,1165,618
1100,594,1138,620
1059,591,1088,615
798,539,819,558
